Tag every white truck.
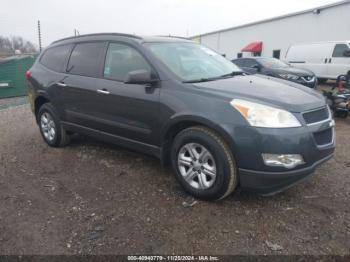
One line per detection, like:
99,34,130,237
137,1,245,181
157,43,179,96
285,41,350,83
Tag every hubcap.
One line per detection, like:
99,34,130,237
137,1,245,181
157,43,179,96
40,112,56,142
177,143,217,190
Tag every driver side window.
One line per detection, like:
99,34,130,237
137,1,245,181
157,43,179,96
104,43,152,81
332,44,350,58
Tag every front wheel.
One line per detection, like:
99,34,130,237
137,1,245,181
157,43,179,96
171,126,237,201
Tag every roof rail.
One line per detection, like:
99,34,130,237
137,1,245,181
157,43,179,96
156,35,191,40
51,33,142,44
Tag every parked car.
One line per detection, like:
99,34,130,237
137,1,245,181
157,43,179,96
232,57,317,88
285,41,350,83
26,33,335,200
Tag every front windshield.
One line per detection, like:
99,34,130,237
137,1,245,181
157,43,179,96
257,58,289,69
145,42,241,81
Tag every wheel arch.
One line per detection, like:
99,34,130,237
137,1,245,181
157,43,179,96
160,114,238,167
34,95,50,123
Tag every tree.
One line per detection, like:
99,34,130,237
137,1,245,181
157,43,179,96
0,36,37,55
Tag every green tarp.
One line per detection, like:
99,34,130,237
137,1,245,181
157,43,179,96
0,55,36,98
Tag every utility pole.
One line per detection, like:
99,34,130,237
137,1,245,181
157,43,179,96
37,20,42,52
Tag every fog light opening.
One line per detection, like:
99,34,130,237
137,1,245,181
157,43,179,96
262,154,305,169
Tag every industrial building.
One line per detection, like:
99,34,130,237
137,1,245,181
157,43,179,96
191,0,350,60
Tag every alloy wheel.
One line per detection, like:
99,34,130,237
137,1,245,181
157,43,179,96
40,112,56,142
177,143,217,190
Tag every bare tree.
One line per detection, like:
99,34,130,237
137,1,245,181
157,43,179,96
0,36,37,55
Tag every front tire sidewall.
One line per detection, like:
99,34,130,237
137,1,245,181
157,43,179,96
171,128,235,200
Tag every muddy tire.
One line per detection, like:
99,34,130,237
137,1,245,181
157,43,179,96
171,126,237,201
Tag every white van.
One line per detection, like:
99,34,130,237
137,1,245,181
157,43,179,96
285,41,350,82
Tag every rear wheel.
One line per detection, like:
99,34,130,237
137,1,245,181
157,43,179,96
171,126,237,201
38,103,70,147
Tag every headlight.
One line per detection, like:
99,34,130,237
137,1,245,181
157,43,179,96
230,99,301,128
279,74,300,81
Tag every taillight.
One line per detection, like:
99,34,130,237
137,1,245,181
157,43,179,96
25,70,32,80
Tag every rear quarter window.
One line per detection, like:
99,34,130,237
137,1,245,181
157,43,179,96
40,44,72,72
67,42,105,77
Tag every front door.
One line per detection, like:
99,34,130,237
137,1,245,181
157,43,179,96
328,43,350,79
94,42,160,146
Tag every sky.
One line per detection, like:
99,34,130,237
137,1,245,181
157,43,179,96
0,0,342,47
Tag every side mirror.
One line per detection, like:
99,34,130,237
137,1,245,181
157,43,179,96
124,70,157,84
343,50,350,57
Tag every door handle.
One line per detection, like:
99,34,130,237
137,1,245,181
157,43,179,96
97,89,110,95
325,58,327,63
329,58,332,63
57,82,67,87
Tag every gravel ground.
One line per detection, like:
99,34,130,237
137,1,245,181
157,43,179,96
0,96,28,110
0,102,349,255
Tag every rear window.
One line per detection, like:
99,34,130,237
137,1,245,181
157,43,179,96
234,59,259,68
67,42,105,77
40,44,72,72
232,59,246,67
244,59,260,68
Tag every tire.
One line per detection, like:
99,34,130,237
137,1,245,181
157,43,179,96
171,126,237,201
334,110,348,118
37,103,70,147
318,78,328,84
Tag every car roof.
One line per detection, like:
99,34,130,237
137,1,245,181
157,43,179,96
233,57,277,61
50,33,194,46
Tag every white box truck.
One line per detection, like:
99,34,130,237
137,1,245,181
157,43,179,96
285,41,350,83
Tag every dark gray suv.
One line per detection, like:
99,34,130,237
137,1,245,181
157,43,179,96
26,33,335,200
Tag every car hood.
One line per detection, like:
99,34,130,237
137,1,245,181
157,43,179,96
193,75,325,112
269,67,315,77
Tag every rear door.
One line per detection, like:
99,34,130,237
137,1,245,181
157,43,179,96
58,42,106,127
328,43,350,78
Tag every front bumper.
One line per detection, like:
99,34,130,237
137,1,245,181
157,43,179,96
220,116,335,195
239,154,333,195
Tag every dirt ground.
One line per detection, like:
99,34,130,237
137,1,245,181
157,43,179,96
0,99,349,255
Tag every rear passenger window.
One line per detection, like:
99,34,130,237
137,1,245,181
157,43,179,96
104,43,151,81
67,42,105,77
332,44,350,57
40,45,72,72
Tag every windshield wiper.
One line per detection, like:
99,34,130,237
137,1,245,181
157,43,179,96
183,78,217,83
218,71,246,78
183,71,246,83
